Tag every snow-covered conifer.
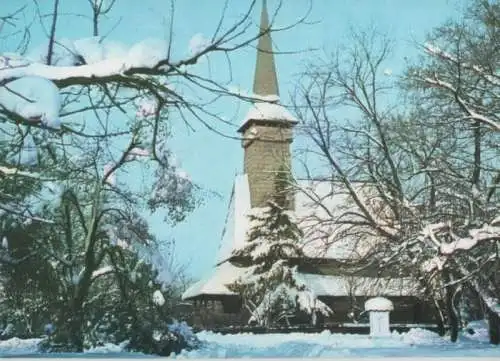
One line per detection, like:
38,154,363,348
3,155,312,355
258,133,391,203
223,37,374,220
231,167,331,326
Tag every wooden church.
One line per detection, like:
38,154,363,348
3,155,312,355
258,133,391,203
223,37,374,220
182,0,437,329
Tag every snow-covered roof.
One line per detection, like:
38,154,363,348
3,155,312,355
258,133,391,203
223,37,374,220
364,297,395,311
185,177,411,301
238,101,298,132
216,177,389,263
295,274,418,298
182,265,420,300
182,262,251,300
217,174,252,264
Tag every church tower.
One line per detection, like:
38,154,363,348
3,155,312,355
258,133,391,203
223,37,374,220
238,0,298,209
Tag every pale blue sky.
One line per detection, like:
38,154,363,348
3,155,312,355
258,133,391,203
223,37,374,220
2,0,467,279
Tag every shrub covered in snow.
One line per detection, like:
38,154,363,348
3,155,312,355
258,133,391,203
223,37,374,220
463,320,490,342
125,319,200,356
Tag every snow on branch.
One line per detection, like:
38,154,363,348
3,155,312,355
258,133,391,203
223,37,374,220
423,42,500,87
419,220,500,256
421,256,446,273
0,38,175,85
0,75,61,128
440,223,500,255
91,265,114,280
413,42,500,131
0,30,232,90
0,165,40,179
421,75,500,131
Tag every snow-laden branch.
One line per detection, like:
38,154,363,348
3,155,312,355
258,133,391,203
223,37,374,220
440,224,500,255
420,220,500,257
0,165,40,179
0,39,195,88
421,75,500,131
2,57,146,85
91,265,114,281
412,42,500,131
424,43,500,87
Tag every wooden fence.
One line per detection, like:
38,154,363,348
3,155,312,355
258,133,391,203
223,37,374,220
193,323,444,335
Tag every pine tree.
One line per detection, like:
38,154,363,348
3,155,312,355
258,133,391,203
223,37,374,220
230,167,331,326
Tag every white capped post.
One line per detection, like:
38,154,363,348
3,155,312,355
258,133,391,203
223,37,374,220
364,297,394,337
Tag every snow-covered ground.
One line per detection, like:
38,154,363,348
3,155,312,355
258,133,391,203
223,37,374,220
0,337,42,356
0,338,149,358
1,328,499,358
174,329,500,358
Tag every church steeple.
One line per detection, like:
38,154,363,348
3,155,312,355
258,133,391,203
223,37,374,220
253,0,279,97
238,0,297,209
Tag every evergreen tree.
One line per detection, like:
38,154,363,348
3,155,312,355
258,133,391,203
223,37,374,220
230,167,331,326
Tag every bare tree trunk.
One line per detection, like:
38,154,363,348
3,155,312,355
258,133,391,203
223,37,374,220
66,246,97,351
487,308,500,345
62,283,88,352
432,298,446,336
469,284,500,345
68,306,84,352
444,271,459,342
445,287,459,342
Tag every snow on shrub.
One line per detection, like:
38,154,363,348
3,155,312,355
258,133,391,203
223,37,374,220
167,320,200,349
464,320,490,342
152,290,165,306
0,337,44,356
401,328,447,346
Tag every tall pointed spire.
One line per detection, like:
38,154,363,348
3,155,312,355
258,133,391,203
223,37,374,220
253,0,279,97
